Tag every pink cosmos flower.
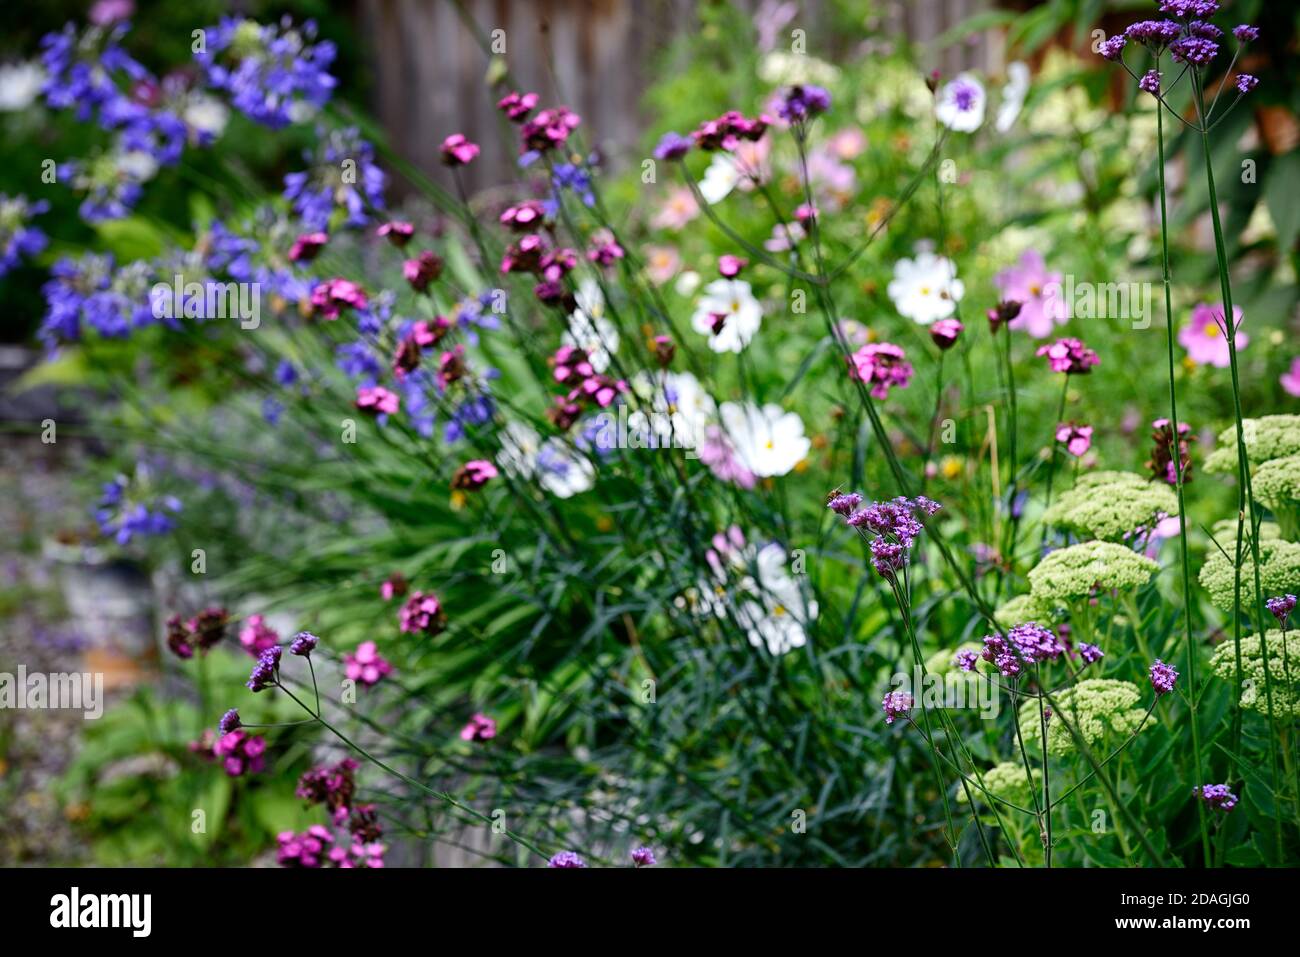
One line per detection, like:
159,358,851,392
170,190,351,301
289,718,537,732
460,713,497,742
847,343,914,399
651,186,700,231
1282,357,1300,397
994,250,1067,338
1056,423,1093,457
344,641,393,687
440,133,480,166
698,426,756,488
1179,303,1246,368
643,245,681,285
356,386,400,417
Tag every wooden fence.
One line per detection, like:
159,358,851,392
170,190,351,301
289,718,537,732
357,0,1003,195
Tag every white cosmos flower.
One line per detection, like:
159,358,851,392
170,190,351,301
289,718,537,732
698,153,741,204
691,278,763,353
497,420,594,498
719,402,810,478
887,245,964,325
935,72,986,133
627,370,717,448
561,279,618,371
995,62,1030,133
701,540,818,656
0,61,44,112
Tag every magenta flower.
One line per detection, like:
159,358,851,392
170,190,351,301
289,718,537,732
452,459,498,490
548,851,587,868
1149,659,1179,695
631,846,657,867
238,614,280,658
1266,594,1296,627
1179,302,1246,367
356,386,400,417
403,250,443,292
520,107,581,155
930,318,963,350
1280,357,1300,397
213,729,267,777
380,572,408,601
881,689,913,725
846,343,914,399
289,231,328,262
440,133,480,166
344,641,393,687
954,649,979,672
1055,423,1093,457
1036,337,1099,375
399,590,447,636
718,254,747,278
497,90,539,122
460,712,497,742
376,220,414,247
310,278,369,319
993,250,1067,338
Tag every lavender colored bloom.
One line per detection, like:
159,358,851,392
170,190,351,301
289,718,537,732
195,17,337,129
1149,659,1179,695
1170,36,1219,65
546,162,595,213
1158,1,1220,17
548,851,587,868
631,846,657,867
1236,74,1258,93
869,538,907,578
247,645,282,692
0,195,49,277
1125,20,1182,49
1233,25,1259,42
776,84,832,122
94,475,182,544
653,132,693,161
1266,594,1297,627
1139,70,1161,95
826,491,863,515
881,689,913,725
1099,35,1127,61
219,708,242,734
290,631,319,656
954,649,980,672
1195,783,1238,812
1078,643,1104,665
284,126,385,231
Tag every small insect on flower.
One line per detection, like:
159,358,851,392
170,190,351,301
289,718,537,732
882,689,914,725
1149,659,1179,696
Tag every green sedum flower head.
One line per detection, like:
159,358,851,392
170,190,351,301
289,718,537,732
1253,455,1300,539
957,761,1041,807
1209,629,1300,718
1198,538,1300,611
994,592,1060,629
1043,471,1178,542
1018,679,1150,757
1027,541,1158,603
1204,415,1300,474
